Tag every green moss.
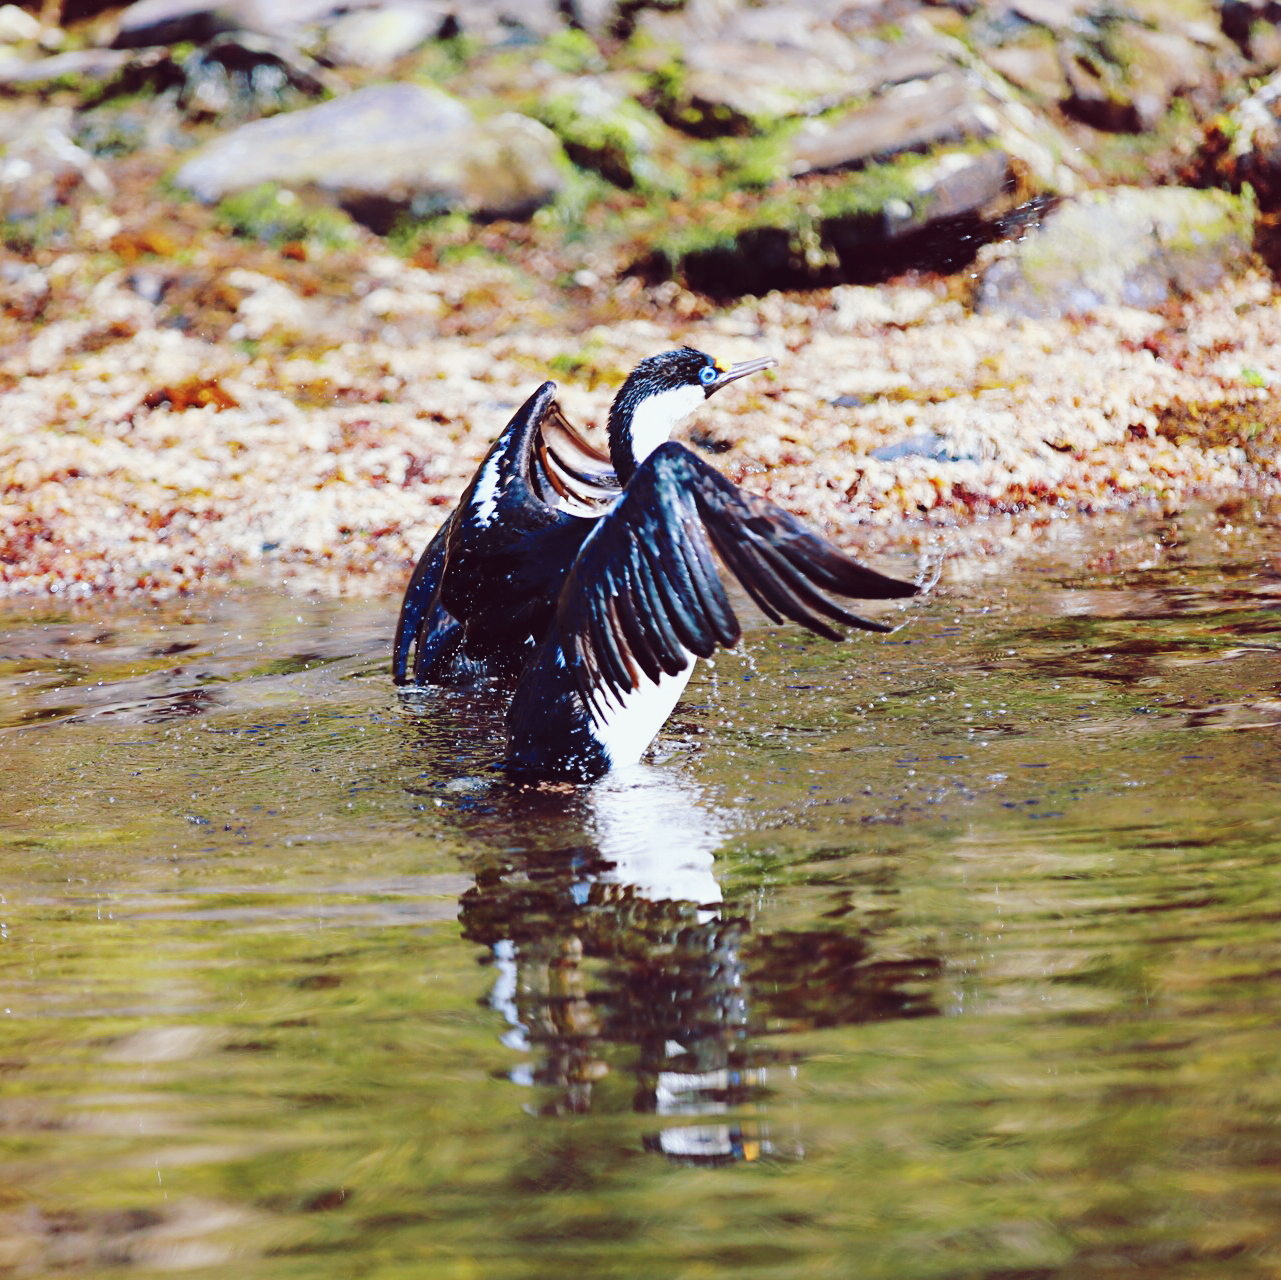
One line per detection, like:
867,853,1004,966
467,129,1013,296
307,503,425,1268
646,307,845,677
543,28,606,75
698,128,796,192
216,184,359,250
383,208,476,259
2,204,75,253
648,149,932,266
534,90,670,191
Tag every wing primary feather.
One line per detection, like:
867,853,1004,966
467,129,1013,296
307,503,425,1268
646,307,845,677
645,513,721,654
747,535,877,630
633,542,689,673
674,510,738,648
588,580,633,704
614,557,664,685
714,531,840,637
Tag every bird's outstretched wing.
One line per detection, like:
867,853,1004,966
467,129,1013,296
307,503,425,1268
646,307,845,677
532,398,621,514
557,441,919,711
394,383,621,686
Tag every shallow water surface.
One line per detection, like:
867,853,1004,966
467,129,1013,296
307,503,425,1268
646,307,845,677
1,505,1279,1279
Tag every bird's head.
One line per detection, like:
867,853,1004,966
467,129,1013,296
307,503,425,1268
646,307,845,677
607,347,775,483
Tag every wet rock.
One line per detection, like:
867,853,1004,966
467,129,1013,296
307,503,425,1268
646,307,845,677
823,147,1014,276
788,73,991,174
870,430,981,462
176,31,341,119
321,5,444,68
111,0,347,48
655,141,1016,297
174,82,567,226
976,187,1255,318
882,147,1013,235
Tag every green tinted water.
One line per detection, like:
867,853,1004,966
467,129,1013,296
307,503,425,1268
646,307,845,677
1,505,1279,1278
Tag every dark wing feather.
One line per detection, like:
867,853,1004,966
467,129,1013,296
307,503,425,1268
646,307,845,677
393,511,449,684
396,383,619,685
556,441,918,711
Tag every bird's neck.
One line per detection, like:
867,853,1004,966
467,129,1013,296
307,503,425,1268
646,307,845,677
608,382,704,484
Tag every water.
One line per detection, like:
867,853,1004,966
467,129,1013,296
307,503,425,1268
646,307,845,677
1,503,1278,1278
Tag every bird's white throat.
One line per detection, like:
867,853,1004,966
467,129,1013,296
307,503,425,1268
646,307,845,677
627,383,705,468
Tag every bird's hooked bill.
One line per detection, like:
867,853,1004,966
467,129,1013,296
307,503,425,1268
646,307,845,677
709,355,776,391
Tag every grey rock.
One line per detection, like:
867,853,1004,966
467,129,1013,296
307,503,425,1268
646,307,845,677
0,46,131,89
74,93,186,156
788,73,991,174
174,81,567,225
669,37,945,136
321,5,446,68
631,0,754,45
0,6,43,43
440,0,569,45
111,0,351,48
1006,0,1092,30
871,431,981,462
1058,17,1223,133
976,187,1255,318
983,41,1068,101
831,0,929,33
881,147,1012,237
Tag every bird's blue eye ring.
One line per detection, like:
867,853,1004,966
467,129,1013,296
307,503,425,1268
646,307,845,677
699,365,717,386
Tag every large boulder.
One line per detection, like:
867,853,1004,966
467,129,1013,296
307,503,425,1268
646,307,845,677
976,186,1255,318
111,0,347,47
174,82,568,227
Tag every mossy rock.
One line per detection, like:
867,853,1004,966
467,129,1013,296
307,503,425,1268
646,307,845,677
534,80,668,190
977,186,1257,318
638,146,1015,296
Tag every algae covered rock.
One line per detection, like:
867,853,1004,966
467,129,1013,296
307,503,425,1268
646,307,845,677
535,77,666,189
175,81,568,228
976,186,1255,317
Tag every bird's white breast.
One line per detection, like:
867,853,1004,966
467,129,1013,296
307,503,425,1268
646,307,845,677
627,383,705,467
590,658,696,769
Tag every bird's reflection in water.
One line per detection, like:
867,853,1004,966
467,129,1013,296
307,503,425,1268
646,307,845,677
458,766,769,1165
401,696,941,1166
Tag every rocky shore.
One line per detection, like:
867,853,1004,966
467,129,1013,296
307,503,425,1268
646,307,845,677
2,0,1280,598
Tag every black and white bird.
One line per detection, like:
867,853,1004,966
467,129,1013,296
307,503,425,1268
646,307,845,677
393,347,919,780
